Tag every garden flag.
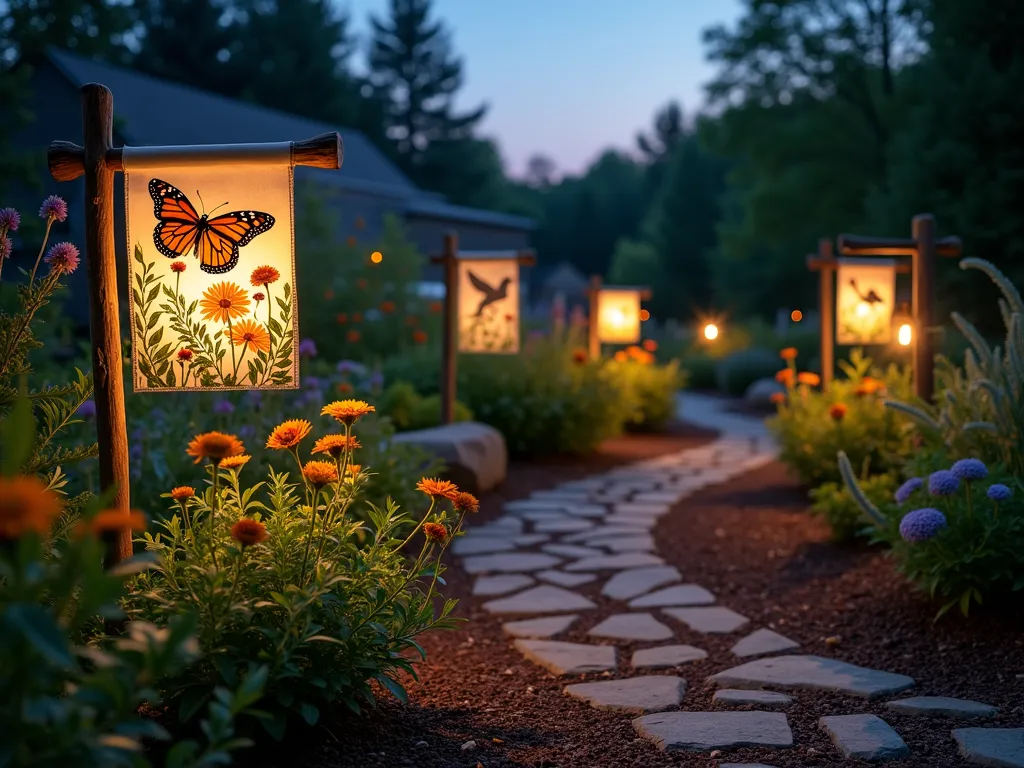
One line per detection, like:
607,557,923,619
457,255,520,354
836,257,896,345
596,287,642,345
123,144,298,391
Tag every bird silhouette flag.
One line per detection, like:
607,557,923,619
457,257,520,353
836,258,896,344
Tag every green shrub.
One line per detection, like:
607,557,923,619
607,354,683,432
810,469,899,542
679,350,718,390
714,347,780,396
769,348,913,487
377,380,472,431
125,406,468,740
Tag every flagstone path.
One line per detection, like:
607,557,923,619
450,393,1022,766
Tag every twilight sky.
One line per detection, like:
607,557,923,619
338,0,743,179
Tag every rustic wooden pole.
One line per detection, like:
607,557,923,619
912,214,936,402
587,275,602,360
817,239,835,389
80,84,132,568
439,232,458,425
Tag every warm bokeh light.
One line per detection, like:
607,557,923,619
898,323,913,346
791,309,803,322
703,323,719,341
596,289,642,344
639,308,650,322
370,251,383,264
855,301,871,318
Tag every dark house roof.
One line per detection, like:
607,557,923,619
44,49,534,233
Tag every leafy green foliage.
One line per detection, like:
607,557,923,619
606,354,683,433
810,469,899,542
714,348,780,397
769,348,913,487
377,380,472,431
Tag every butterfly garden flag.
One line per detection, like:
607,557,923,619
124,147,297,391
456,256,520,354
596,288,642,345
836,257,896,345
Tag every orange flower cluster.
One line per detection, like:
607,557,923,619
322,399,375,426
220,454,251,470
302,460,339,488
171,486,195,501
266,419,312,450
313,434,361,458
770,392,786,405
0,476,63,540
187,431,245,465
797,372,820,387
379,300,396,314
623,345,655,364
775,368,794,385
451,491,480,513
412,330,428,344
829,403,848,421
642,339,658,352
79,509,147,538
416,478,459,499
423,522,448,543
250,265,280,287
231,518,268,547
855,377,884,396
780,347,798,361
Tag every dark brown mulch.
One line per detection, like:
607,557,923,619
253,430,1023,768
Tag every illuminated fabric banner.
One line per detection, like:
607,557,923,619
124,146,297,390
836,258,896,345
597,288,642,344
457,257,520,354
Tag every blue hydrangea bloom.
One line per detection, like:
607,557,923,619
928,469,961,496
986,483,1013,502
899,508,948,543
894,477,923,504
950,458,988,481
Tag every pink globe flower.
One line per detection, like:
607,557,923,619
39,195,68,223
0,207,20,232
44,242,80,275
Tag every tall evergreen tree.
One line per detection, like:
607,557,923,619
636,100,687,204
367,0,488,192
0,0,136,68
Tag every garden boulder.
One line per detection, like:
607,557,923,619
744,377,784,405
392,421,507,493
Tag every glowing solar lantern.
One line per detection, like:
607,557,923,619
457,254,522,354
892,302,914,347
791,309,803,322
703,323,720,341
835,257,896,345
124,145,299,391
596,288,642,344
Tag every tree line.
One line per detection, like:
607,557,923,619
2,0,1022,329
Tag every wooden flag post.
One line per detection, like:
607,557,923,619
586,275,603,360
431,235,535,424
837,215,962,402
806,238,837,390
48,83,342,567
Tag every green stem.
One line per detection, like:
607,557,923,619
227,548,246,607
965,482,974,521
209,465,220,568
29,218,54,284
299,486,321,585
227,316,238,383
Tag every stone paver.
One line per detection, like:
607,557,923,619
502,614,579,639
560,504,608,518
632,711,794,752
710,655,916,700
565,552,665,571
461,552,561,574
601,566,681,600
731,628,800,658
664,606,749,634
471,574,534,596
452,537,518,556
513,533,550,546
534,518,595,534
566,526,646,543
593,534,656,552
820,714,909,761
504,499,568,513
885,696,998,719
588,613,674,641
542,543,606,559
564,676,686,714
514,639,617,675
952,727,1024,767
482,585,597,615
632,644,707,669
536,569,598,588
629,584,716,608
713,689,793,709
614,503,671,516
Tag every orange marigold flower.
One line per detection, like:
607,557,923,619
345,464,362,480
405,315,419,326
423,522,448,543
614,350,628,362
797,372,821,387
379,300,396,314
80,509,147,537
199,282,250,324
187,431,245,465
336,312,348,324
322,399,375,426
352,312,363,323
642,339,658,352
347,329,361,343
412,330,428,344
230,319,271,353
417,477,459,499
451,491,479,513
250,265,280,287
770,392,786,405
775,368,794,384
312,434,361,458
337,381,354,394
231,518,268,547
429,301,443,314
572,348,588,364
829,403,848,421
171,486,195,501
219,454,251,470
302,460,339,488
266,419,312,450
0,476,63,540
780,347,798,360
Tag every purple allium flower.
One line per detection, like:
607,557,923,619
299,338,317,357
238,424,257,441
336,359,365,376
44,242,80,275
894,477,923,504
369,370,384,389
986,483,1013,502
0,207,20,232
899,508,948,543
951,458,988,481
0,236,11,261
213,398,235,415
39,195,68,223
928,469,960,496
304,376,321,391
77,399,96,419
244,390,263,407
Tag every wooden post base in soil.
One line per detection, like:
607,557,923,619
837,216,962,403
430,233,459,425
587,275,603,361
806,238,837,390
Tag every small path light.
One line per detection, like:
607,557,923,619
703,322,720,341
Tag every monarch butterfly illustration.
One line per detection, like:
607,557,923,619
149,178,275,274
